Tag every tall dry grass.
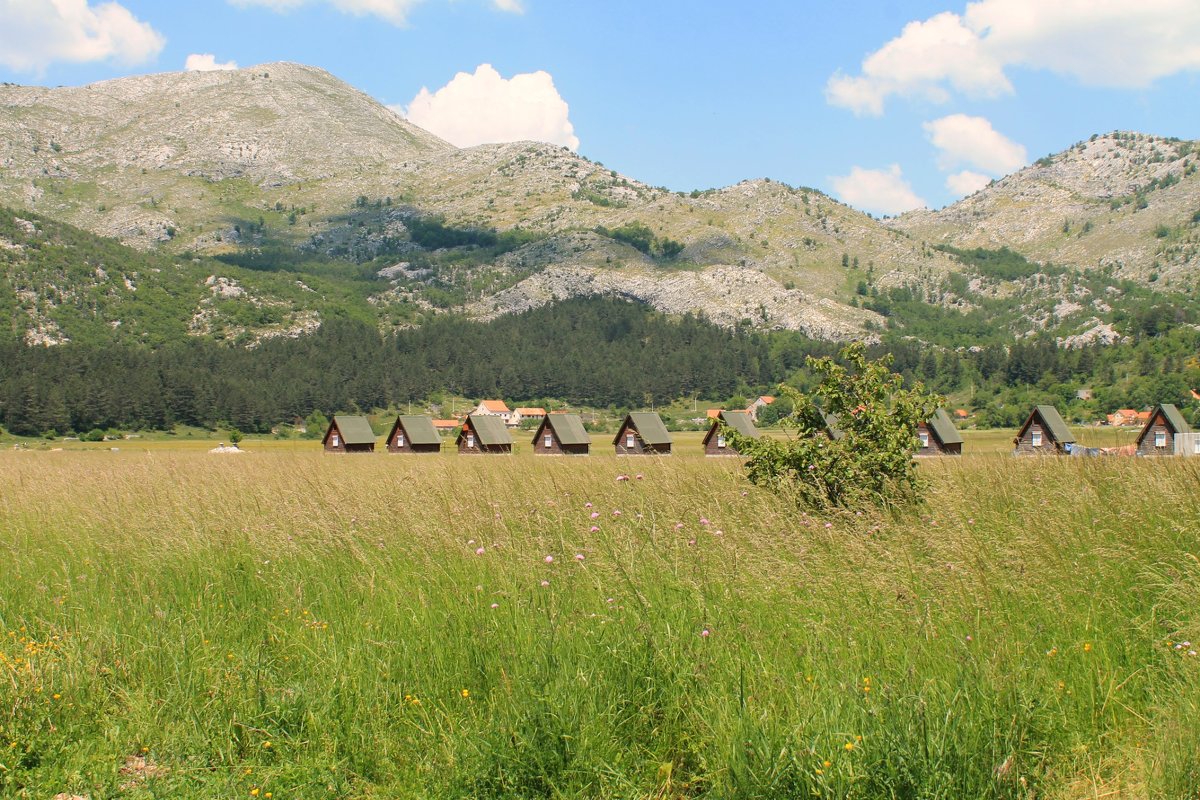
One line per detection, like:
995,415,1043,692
0,451,1197,798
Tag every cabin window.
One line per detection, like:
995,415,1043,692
1155,430,1167,448
1194,438,1200,455
396,433,405,447
544,433,553,448
331,433,339,447
1031,428,1042,447
717,434,726,449
918,431,929,448
466,433,475,448
625,432,635,449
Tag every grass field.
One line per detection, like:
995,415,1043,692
1,448,1198,798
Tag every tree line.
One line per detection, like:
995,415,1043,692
1,296,1198,437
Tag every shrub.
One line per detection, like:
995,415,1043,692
731,343,940,510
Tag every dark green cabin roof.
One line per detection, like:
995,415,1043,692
540,414,590,446
395,415,441,446
1156,403,1191,434
464,413,512,446
332,415,376,445
615,412,672,446
822,412,845,441
718,410,761,439
927,408,963,445
1031,405,1075,444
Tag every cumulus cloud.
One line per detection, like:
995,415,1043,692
830,164,926,216
401,63,579,150
185,53,238,71
946,170,992,195
923,114,1027,174
827,0,1200,115
0,0,165,72
230,0,522,25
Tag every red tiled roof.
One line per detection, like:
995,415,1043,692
706,409,722,418
432,419,460,429
480,399,510,413
514,407,546,416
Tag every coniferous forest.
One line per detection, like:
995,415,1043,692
2,294,1199,437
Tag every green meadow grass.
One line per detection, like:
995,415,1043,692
1,450,1197,798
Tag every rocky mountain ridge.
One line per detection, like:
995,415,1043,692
2,64,1197,346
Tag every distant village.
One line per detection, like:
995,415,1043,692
315,397,1198,459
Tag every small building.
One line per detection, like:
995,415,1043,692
457,413,513,454
1175,432,1200,457
613,412,672,456
511,407,547,428
1107,408,1140,427
531,413,590,456
917,408,964,456
385,415,442,454
473,399,513,426
323,415,376,453
746,395,775,422
702,410,760,456
432,418,461,433
1013,405,1075,455
1136,404,1191,456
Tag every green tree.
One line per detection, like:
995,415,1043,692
731,343,940,510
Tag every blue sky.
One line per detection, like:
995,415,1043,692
2,0,1199,214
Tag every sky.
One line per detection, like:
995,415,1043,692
2,0,1199,215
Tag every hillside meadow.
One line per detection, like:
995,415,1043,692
1,446,1198,798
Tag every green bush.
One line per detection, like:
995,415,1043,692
732,343,940,509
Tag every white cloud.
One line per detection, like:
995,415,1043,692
923,114,1027,174
230,0,523,25
827,0,1200,115
401,63,579,150
185,53,238,72
946,170,992,195
0,0,165,72
830,164,926,216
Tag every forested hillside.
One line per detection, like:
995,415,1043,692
2,294,1198,437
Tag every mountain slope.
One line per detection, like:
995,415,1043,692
892,132,1200,286
0,63,964,339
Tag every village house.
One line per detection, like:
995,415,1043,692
472,399,513,426
746,395,775,422
322,415,376,453
432,419,461,433
1107,408,1141,427
702,410,760,456
1136,403,1191,456
916,408,964,456
613,412,672,455
531,413,590,455
457,413,513,454
511,407,547,428
1013,405,1075,455
385,415,442,454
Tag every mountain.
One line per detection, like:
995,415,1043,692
892,132,1200,285
2,65,1198,348
0,62,968,340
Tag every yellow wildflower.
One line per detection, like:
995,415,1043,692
844,742,855,752
461,688,470,698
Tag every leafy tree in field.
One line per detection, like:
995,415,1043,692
731,343,940,510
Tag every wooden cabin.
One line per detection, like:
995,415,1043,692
1013,405,1075,455
323,415,376,453
1136,403,1191,456
917,408,964,456
613,412,672,456
385,415,442,454
702,410,760,456
532,413,590,456
457,413,512,454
